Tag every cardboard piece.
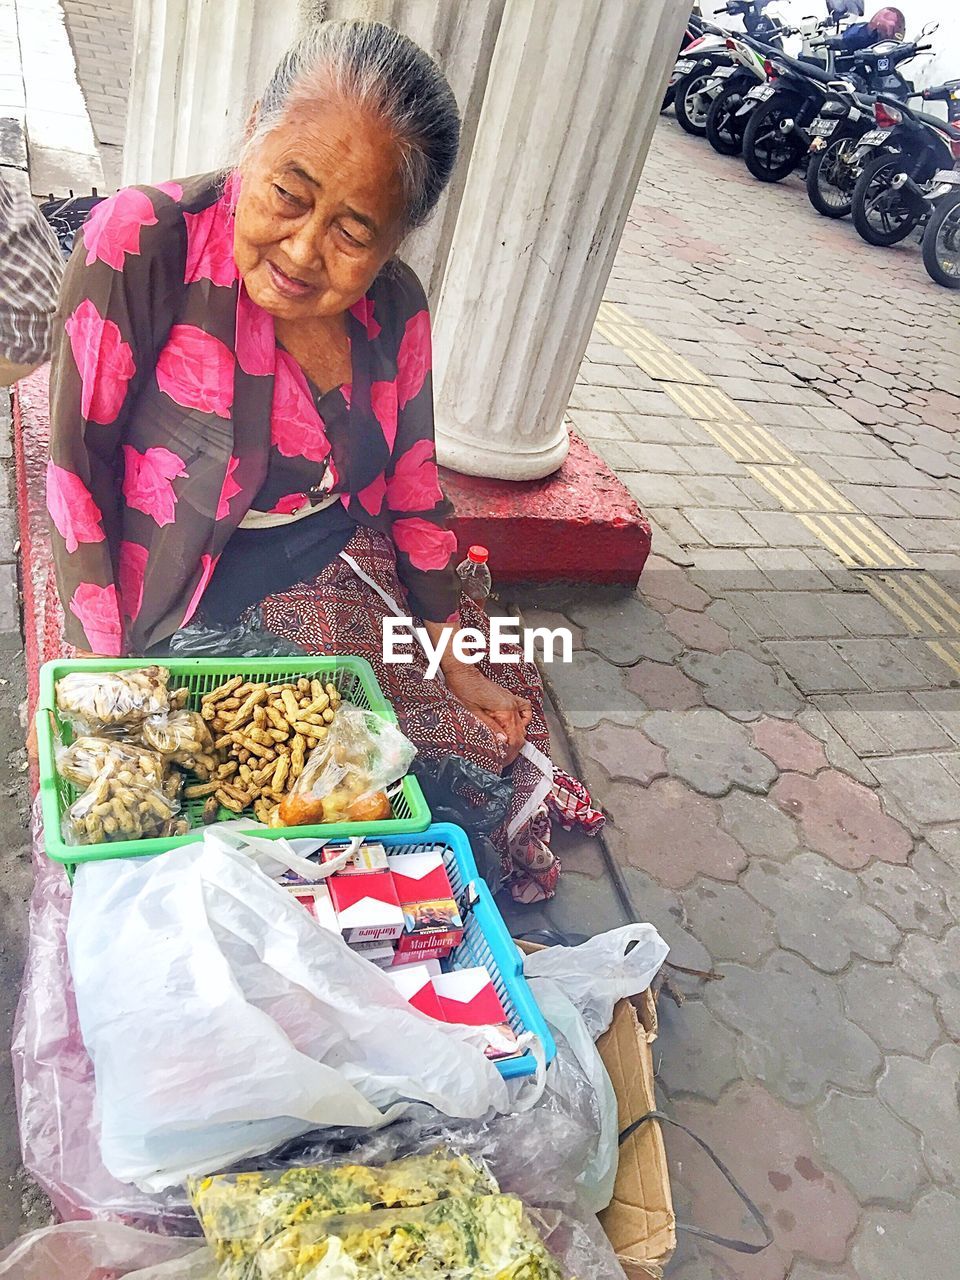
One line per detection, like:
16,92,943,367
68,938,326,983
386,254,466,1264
517,942,675,1278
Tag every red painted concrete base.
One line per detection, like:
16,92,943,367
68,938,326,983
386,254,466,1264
442,433,651,585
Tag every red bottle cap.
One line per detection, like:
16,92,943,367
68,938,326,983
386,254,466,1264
467,546,489,564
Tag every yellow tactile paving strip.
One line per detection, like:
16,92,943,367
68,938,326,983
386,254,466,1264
593,301,960,670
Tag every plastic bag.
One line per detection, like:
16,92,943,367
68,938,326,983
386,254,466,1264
56,736,168,789
55,666,171,731
66,833,510,1191
141,709,217,775
63,767,184,845
0,1222,212,1280
253,1194,568,1279
189,1148,497,1270
280,703,416,826
159,614,307,659
523,924,669,1039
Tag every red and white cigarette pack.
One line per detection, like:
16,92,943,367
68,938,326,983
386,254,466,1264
386,960,445,1019
351,940,397,967
432,966,521,1060
328,870,404,944
387,852,464,961
282,883,339,933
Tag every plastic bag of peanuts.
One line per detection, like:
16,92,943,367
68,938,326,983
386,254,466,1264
278,704,416,827
55,737,168,790
63,766,188,846
54,667,171,733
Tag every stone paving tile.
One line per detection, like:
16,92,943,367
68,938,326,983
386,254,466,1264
860,860,953,936
566,593,682,665
832,638,934,693
660,606,730,655
680,650,801,722
852,1188,960,1280
877,1045,960,1185
812,1090,928,1205
624,659,703,710
603,778,748,889
742,853,901,974
770,770,912,868
815,692,955,756
763,641,868,695
580,721,667,787
838,962,943,1057
894,929,960,1039
704,951,884,1105
867,754,960,826
645,708,777,798
751,718,827,776
684,508,766,548
718,789,799,859
682,881,774,966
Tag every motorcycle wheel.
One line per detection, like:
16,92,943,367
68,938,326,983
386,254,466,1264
805,136,858,218
675,70,716,136
742,93,805,183
661,86,676,113
706,84,747,156
852,154,923,247
922,190,960,289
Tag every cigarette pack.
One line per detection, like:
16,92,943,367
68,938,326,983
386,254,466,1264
322,842,388,871
351,940,396,967
432,966,521,1060
387,962,445,1020
282,883,339,932
387,853,464,959
328,868,404,944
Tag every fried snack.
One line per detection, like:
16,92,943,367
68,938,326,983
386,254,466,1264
63,769,181,845
55,666,170,730
56,737,167,789
345,790,391,823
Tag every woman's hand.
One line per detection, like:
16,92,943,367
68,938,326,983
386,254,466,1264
441,664,532,766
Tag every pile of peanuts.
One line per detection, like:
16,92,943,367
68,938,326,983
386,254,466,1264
190,676,344,827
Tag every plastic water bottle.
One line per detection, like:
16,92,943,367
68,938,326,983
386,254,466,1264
456,546,492,606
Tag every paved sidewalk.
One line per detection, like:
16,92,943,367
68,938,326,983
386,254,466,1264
524,118,960,1280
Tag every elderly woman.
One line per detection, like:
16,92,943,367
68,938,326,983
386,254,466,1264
47,20,563,900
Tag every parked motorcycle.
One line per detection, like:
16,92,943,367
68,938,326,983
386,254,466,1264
672,0,783,137
741,34,927,184
805,79,890,217
706,29,797,156
850,84,960,246
921,163,960,288
663,8,711,113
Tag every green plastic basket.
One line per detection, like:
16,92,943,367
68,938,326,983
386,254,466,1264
37,656,431,868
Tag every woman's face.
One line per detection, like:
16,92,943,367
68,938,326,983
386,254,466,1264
234,97,407,321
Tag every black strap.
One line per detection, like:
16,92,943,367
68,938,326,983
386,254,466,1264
619,1110,773,1255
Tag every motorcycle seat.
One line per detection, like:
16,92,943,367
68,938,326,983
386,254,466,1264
914,110,960,139
772,52,835,84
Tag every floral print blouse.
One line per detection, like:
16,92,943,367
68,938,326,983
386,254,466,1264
47,173,460,656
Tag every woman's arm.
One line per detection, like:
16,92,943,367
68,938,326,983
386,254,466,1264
48,186,186,654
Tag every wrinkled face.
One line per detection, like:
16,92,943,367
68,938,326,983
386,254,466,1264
234,97,407,320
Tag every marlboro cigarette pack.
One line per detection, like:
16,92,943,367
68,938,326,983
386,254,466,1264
432,966,521,1060
387,853,464,959
282,883,339,933
386,961,445,1019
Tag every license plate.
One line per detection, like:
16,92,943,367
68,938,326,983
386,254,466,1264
747,85,775,101
675,60,695,75
860,129,888,146
712,65,736,78
811,118,839,137
933,170,960,186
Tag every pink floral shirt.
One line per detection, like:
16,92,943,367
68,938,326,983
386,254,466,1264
48,174,460,655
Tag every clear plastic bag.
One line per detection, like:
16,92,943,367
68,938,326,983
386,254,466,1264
250,1195,568,1279
523,925,669,1039
63,766,184,845
141,710,217,776
0,1222,213,1280
188,1149,497,1272
54,667,171,732
56,736,167,789
279,703,416,827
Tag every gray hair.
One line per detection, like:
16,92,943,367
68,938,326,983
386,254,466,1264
246,20,460,233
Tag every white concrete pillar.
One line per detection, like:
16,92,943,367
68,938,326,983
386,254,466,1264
432,0,690,480
315,0,506,299
122,0,300,185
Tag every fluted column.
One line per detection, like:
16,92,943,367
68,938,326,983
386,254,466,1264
432,0,690,480
122,0,300,185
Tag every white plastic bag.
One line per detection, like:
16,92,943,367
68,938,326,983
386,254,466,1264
67,835,509,1192
523,924,669,1038
0,1222,213,1280
527,978,620,1215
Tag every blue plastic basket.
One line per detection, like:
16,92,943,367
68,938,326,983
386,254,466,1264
322,823,555,1080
